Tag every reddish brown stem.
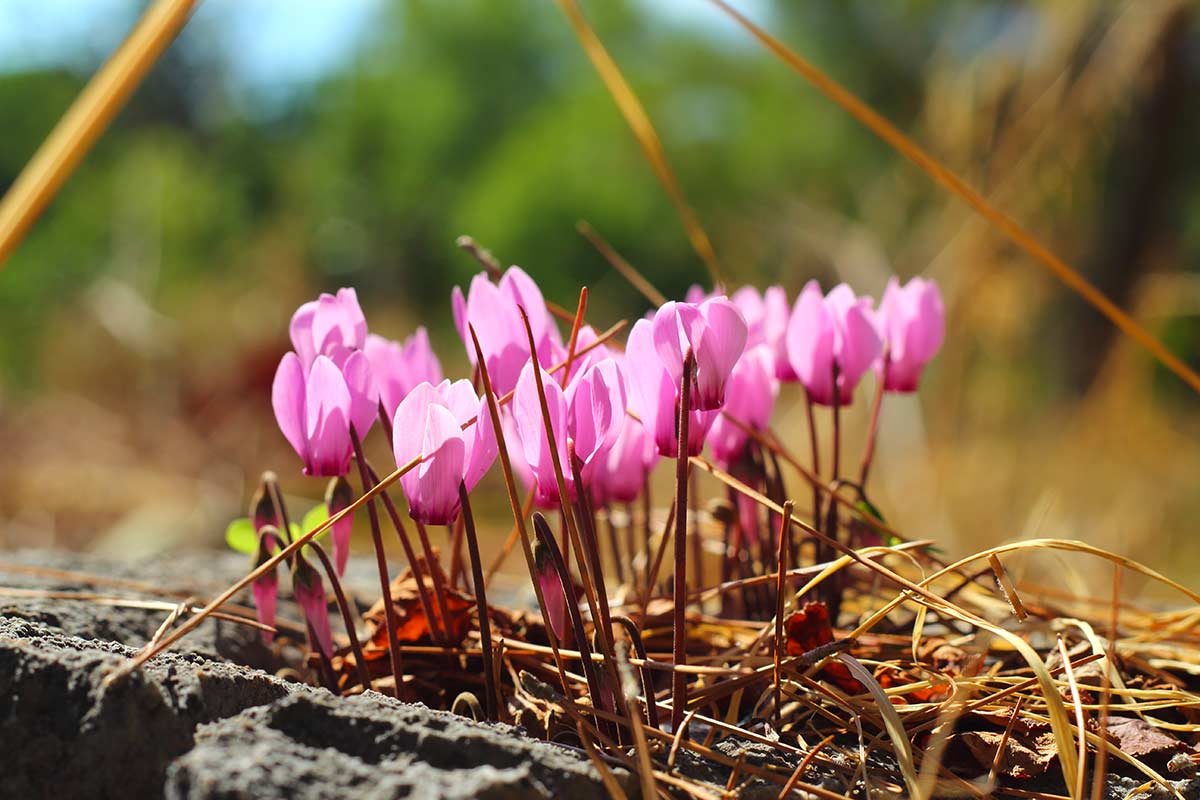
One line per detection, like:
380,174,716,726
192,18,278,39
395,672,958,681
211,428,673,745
858,359,887,489
364,463,448,645
306,539,373,693
671,351,695,732
458,483,497,721
349,426,405,692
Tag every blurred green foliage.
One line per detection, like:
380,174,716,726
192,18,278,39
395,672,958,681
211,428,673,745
0,0,947,384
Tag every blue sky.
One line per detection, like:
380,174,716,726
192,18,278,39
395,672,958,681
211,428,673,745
0,0,773,95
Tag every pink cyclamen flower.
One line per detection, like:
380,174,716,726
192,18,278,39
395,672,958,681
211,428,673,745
292,551,333,658
590,412,658,505
392,380,498,525
273,351,377,476
252,527,281,646
289,288,368,369
364,327,444,420
785,281,882,406
452,266,563,395
707,345,779,467
874,277,945,392
625,318,717,458
731,285,795,381
513,359,627,507
651,297,748,412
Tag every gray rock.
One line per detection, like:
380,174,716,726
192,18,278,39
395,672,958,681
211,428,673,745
0,550,627,800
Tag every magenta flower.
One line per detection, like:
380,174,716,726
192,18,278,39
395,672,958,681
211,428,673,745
289,288,368,369
292,551,333,658
731,285,795,381
590,412,657,505
785,281,882,406
451,266,563,394
564,324,618,383
392,380,498,525
651,297,748,412
625,319,717,458
364,327,444,420
273,351,376,476
874,277,945,392
512,359,627,507
252,528,281,646
707,345,779,467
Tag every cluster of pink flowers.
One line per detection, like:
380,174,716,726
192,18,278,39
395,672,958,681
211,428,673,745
260,267,944,651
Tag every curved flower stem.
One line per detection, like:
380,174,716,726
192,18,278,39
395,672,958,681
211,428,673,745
448,516,466,591
264,474,294,547
639,482,652,589
467,324,573,699
349,426,405,694
824,367,843,620
858,360,888,490
611,615,660,730
803,391,821,534
604,504,626,587
305,539,373,693
363,463,448,645
568,449,613,640
671,350,695,732
457,483,497,721
532,512,607,731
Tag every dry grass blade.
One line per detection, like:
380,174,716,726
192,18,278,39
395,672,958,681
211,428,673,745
111,455,420,680
577,220,667,306
837,653,919,797
705,0,1200,396
989,554,1028,622
0,0,197,268
556,0,723,286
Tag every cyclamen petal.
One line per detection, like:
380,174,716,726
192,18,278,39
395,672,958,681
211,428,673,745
452,268,562,395
785,281,836,404
293,555,333,658
626,319,714,458
290,288,368,369
364,328,443,420
591,414,657,504
414,405,468,525
877,277,944,392
651,298,746,411
566,358,626,468
272,352,308,464
331,348,377,440
392,381,496,525
252,573,278,647
708,345,778,467
304,356,354,476
786,281,881,406
514,363,571,507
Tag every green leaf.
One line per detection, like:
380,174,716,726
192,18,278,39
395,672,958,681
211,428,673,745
301,504,330,535
224,518,257,554
855,498,886,523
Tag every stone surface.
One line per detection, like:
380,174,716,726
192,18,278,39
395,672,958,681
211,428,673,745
0,550,624,800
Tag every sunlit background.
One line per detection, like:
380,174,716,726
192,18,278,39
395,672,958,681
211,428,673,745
1,0,1198,600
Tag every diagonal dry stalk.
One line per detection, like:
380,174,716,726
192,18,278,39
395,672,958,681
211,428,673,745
556,0,722,287
703,0,1200,397
0,0,197,268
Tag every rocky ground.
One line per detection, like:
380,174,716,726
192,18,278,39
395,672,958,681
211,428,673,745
0,549,627,800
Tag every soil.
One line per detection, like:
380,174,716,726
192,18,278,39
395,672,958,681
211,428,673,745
0,549,626,800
